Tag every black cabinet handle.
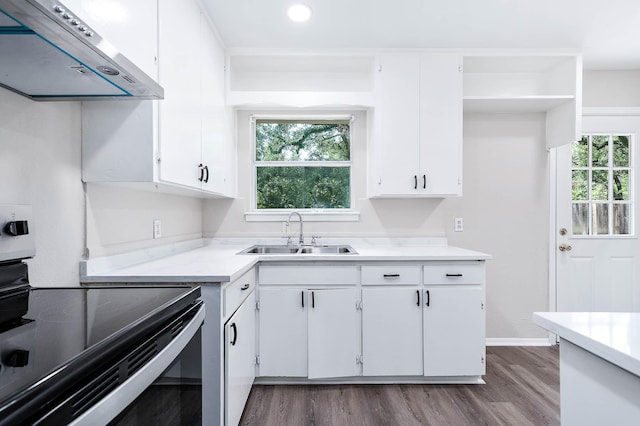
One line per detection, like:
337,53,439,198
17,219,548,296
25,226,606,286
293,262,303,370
240,283,250,291
416,290,420,306
414,175,418,189
312,291,315,308
423,174,426,189
383,274,400,278
301,290,304,308
446,273,463,277
425,290,430,307
230,323,237,346
198,163,204,182
204,165,209,183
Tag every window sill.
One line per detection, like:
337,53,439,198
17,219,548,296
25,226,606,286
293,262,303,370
244,211,360,222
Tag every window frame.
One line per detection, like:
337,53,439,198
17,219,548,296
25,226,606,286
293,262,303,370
247,114,359,222
571,132,635,238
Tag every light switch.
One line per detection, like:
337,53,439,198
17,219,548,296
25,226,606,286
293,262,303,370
454,217,463,232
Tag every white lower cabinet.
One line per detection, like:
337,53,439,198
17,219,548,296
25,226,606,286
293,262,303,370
258,288,308,377
258,287,360,379
225,291,256,426
361,287,423,376
307,289,360,379
423,286,485,376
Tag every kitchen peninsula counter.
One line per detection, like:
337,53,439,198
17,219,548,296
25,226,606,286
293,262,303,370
533,312,640,426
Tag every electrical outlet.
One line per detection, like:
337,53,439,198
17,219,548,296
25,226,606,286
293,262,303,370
454,217,464,232
153,219,162,239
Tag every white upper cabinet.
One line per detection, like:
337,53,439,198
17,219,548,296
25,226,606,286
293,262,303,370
62,0,159,81
369,53,463,197
463,53,582,148
81,0,234,198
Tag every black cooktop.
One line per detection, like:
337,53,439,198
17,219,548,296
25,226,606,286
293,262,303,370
0,284,200,410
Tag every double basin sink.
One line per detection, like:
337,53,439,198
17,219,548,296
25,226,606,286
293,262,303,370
240,244,357,255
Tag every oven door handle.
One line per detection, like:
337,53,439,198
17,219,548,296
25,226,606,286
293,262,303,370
68,303,205,426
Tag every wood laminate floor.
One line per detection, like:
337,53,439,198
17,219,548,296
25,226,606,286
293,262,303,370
240,346,560,426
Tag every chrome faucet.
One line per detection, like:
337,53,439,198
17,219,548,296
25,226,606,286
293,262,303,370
287,211,304,245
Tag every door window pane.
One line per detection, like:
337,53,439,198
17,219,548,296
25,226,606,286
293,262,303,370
591,135,609,167
572,203,589,235
572,170,588,200
613,135,630,167
613,170,630,200
572,137,588,167
613,204,631,235
591,170,608,200
592,203,609,235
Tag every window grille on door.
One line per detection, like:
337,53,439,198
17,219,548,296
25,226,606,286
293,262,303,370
571,134,634,236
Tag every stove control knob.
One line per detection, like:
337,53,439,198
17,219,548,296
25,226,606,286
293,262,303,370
4,221,29,236
4,349,29,368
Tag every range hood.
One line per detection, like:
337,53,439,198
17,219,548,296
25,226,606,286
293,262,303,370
0,0,163,100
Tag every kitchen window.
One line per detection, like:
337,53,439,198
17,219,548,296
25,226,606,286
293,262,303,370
571,133,634,235
251,116,353,214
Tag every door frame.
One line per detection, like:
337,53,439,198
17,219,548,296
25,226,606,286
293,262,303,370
549,107,640,343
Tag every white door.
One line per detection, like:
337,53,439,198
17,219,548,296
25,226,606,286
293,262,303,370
423,286,484,376
362,287,423,376
257,288,307,377
556,114,640,312
225,291,256,426
307,288,360,379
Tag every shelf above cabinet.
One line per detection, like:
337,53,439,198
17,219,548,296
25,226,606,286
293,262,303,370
463,95,575,113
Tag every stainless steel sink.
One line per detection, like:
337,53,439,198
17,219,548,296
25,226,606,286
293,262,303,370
239,245,357,255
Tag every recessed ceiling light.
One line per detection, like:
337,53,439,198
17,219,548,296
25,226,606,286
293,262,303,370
288,3,312,22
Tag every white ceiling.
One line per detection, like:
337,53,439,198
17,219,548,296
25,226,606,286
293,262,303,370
201,0,640,69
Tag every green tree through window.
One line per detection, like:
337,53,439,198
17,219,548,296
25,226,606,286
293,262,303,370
255,119,351,209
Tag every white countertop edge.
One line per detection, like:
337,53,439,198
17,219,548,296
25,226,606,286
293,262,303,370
533,312,640,378
79,238,491,284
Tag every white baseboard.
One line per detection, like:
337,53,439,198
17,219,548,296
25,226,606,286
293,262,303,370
486,338,553,347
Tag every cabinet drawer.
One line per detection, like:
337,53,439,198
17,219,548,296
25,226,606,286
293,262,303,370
259,265,359,285
361,265,421,285
423,262,484,285
224,268,256,317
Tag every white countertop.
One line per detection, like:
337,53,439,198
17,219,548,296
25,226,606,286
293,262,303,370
80,238,491,284
533,312,640,378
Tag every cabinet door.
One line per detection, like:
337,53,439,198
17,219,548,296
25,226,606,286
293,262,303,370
372,55,421,196
225,291,256,426
258,288,308,377
200,13,229,195
158,0,203,189
423,286,485,376
419,53,463,196
308,288,360,379
362,287,423,376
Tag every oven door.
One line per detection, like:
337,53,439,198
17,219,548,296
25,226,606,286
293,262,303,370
70,303,205,426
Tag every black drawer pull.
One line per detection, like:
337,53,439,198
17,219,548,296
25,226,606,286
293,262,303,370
425,290,430,307
301,291,304,308
446,273,463,277
240,283,250,291
383,274,400,278
416,290,420,306
312,291,315,308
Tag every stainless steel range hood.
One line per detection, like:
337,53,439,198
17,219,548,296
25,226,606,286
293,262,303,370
0,0,163,101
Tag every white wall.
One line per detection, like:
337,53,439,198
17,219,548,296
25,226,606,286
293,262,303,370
203,109,448,238
85,183,203,257
446,113,550,339
583,70,640,107
0,89,84,286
